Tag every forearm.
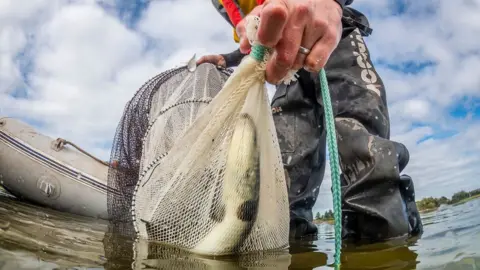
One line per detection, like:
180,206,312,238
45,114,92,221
220,48,247,68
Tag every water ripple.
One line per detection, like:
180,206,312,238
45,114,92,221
0,194,479,269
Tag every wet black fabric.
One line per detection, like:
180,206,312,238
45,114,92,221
336,0,355,8
220,7,424,242
222,49,245,67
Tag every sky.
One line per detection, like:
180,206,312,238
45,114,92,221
1,0,479,214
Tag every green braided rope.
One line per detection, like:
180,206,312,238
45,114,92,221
251,44,342,268
318,68,342,269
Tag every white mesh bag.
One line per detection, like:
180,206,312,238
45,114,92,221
132,16,290,256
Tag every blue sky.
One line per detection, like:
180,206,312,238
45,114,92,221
1,0,479,213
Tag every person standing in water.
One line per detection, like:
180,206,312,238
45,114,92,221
197,0,424,242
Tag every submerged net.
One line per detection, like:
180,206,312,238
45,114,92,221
108,16,291,257
131,238,292,270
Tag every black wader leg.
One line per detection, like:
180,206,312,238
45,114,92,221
319,22,423,242
271,69,326,240
272,8,423,241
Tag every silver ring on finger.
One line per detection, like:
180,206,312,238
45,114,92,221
298,46,311,55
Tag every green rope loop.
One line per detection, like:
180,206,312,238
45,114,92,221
251,44,342,268
250,45,266,61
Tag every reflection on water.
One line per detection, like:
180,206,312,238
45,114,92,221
0,193,479,270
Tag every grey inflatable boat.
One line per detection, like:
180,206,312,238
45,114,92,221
0,116,115,219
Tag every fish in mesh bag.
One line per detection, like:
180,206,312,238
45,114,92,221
109,15,296,257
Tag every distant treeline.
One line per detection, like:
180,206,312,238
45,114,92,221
416,188,480,211
315,209,334,221
314,188,480,219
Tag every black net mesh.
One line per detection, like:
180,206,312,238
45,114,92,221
107,67,184,237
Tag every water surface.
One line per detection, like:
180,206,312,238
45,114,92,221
0,192,478,269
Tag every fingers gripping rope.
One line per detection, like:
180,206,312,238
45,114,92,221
247,15,343,269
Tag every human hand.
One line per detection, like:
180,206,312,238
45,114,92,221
236,0,343,84
196,54,227,67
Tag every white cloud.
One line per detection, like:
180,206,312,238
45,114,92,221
403,99,431,119
0,0,479,215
